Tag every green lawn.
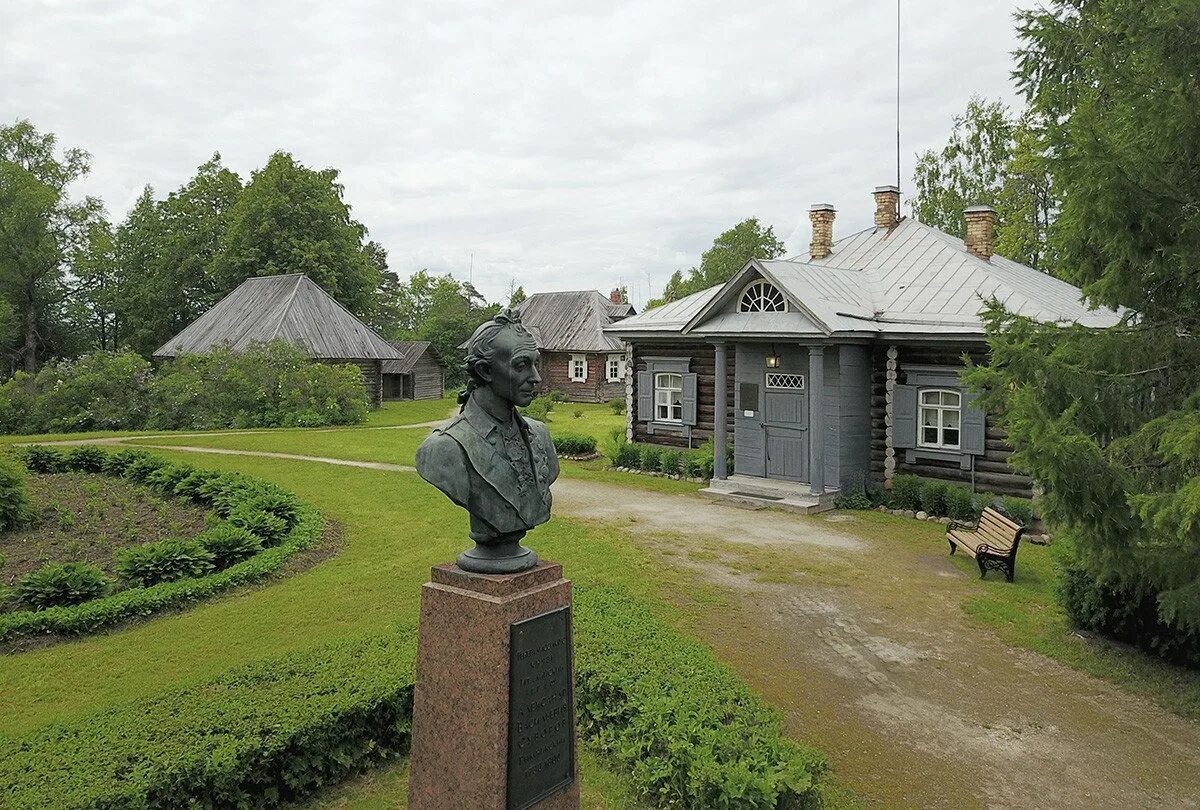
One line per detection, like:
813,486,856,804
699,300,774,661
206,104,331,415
364,395,457,427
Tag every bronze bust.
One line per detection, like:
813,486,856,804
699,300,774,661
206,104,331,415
416,309,559,573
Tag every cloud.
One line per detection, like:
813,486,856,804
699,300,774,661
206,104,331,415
1,0,1026,309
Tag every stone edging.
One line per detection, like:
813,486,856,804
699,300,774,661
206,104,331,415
612,466,708,484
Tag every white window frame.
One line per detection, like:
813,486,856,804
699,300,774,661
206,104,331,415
654,372,683,423
569,354,588,382
605,354,624,382
737,279,789,313
918,388,962,450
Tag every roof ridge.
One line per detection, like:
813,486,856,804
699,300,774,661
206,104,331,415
269,274,306,339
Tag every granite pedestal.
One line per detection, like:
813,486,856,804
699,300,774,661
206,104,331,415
407,561,579,810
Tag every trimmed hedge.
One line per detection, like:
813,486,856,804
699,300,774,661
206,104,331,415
0,446,323,643
575,586,825,807
0,584,826,808
0,632,418,808
552,433,597,456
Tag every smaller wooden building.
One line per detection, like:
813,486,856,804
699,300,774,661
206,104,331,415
382,341,445,401
154,274,407,407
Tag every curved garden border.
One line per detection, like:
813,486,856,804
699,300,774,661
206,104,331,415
0,447,324,645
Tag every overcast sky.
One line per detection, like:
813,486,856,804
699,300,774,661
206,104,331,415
3,1,1026,309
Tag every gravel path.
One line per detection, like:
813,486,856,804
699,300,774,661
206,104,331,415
66,441,1200,807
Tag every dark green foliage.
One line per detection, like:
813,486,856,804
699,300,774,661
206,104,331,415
172,469,221,500
197,525,263,569
115,538,215,586
890,474,923,511
1060,564,1200,670
945,486,979,522
638,444,663,473
0,455,29,530
144,464,196,495
999,496,1034,526
18,444,65,473
920,480,950,517
552,433,597,456
599,427,628,464
17,561,109,609
122,456,168,484
836,475,872,510
64,445,107,472
100,447,150,475
228,508,289,547
0,632,417,809
244,489,301,530
0,352,153,433
683,450,706,479
608,396,625,414
613,442,640,469
574,586,825,807
958,0,1200,656
519,394,554,423
147,341,368,430
548,389,568,403
658,449,682,476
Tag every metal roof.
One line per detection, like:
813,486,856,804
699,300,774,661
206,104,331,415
382,340,441,374
155,274,403,360
607,218,1122,340
514,290,635,352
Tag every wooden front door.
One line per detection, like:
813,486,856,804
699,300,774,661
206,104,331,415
762,372,808,481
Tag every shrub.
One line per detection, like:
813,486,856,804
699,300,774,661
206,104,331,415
599,427,627,461
890,473,922,510
613,442,640,469
0,351,153,434
659,449,682,476
116,538,215,586
683,450,706,478
245,489,302,530
0,455,29,530
920,480,950,516
198,525,263,569
228,508,290,547
64,445,108,472
145,464,197,495
172,469,221,501
19,445,66,474
945,486,979,522
1060,564,1200,670
608,397,625,414
17,562,109,609
520,395,554,423
552,433,597,456
0,631,417,809
836,475,872,510
638,444,663,472
572,409,583,419
147,341,368,431
548,389,568,403
122,456,168,484
1000,495,1034,526
101,447,151,476
575,586,825,807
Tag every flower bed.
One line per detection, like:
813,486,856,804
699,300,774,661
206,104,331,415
0,446,323,645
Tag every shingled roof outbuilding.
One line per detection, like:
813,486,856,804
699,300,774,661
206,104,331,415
154,274,402,360
514,290,630,353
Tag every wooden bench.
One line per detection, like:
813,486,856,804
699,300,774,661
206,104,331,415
947,507,1025,582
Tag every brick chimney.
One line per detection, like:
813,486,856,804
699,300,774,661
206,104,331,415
609,287,623,304
809,203,836,259
963,205,996,260
873,185,900,229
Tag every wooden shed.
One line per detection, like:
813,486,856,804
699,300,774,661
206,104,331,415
382,341,445,401
154,273,404,407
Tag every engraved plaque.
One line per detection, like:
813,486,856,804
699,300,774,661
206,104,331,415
507,606,573,810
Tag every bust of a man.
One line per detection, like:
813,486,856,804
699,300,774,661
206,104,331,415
416,309,558,573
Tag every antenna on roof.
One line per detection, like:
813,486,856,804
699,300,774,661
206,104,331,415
896,0,902,194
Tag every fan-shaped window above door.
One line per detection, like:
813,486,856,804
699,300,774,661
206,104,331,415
737,279,788,313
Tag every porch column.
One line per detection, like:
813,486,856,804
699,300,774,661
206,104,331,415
712,340,729,480
808,345,825,495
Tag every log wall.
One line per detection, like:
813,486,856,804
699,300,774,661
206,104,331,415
869,344,1032,497
539,351,624,404
630,340,736,449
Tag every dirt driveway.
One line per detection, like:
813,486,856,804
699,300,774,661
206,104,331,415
555,479,1200,809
